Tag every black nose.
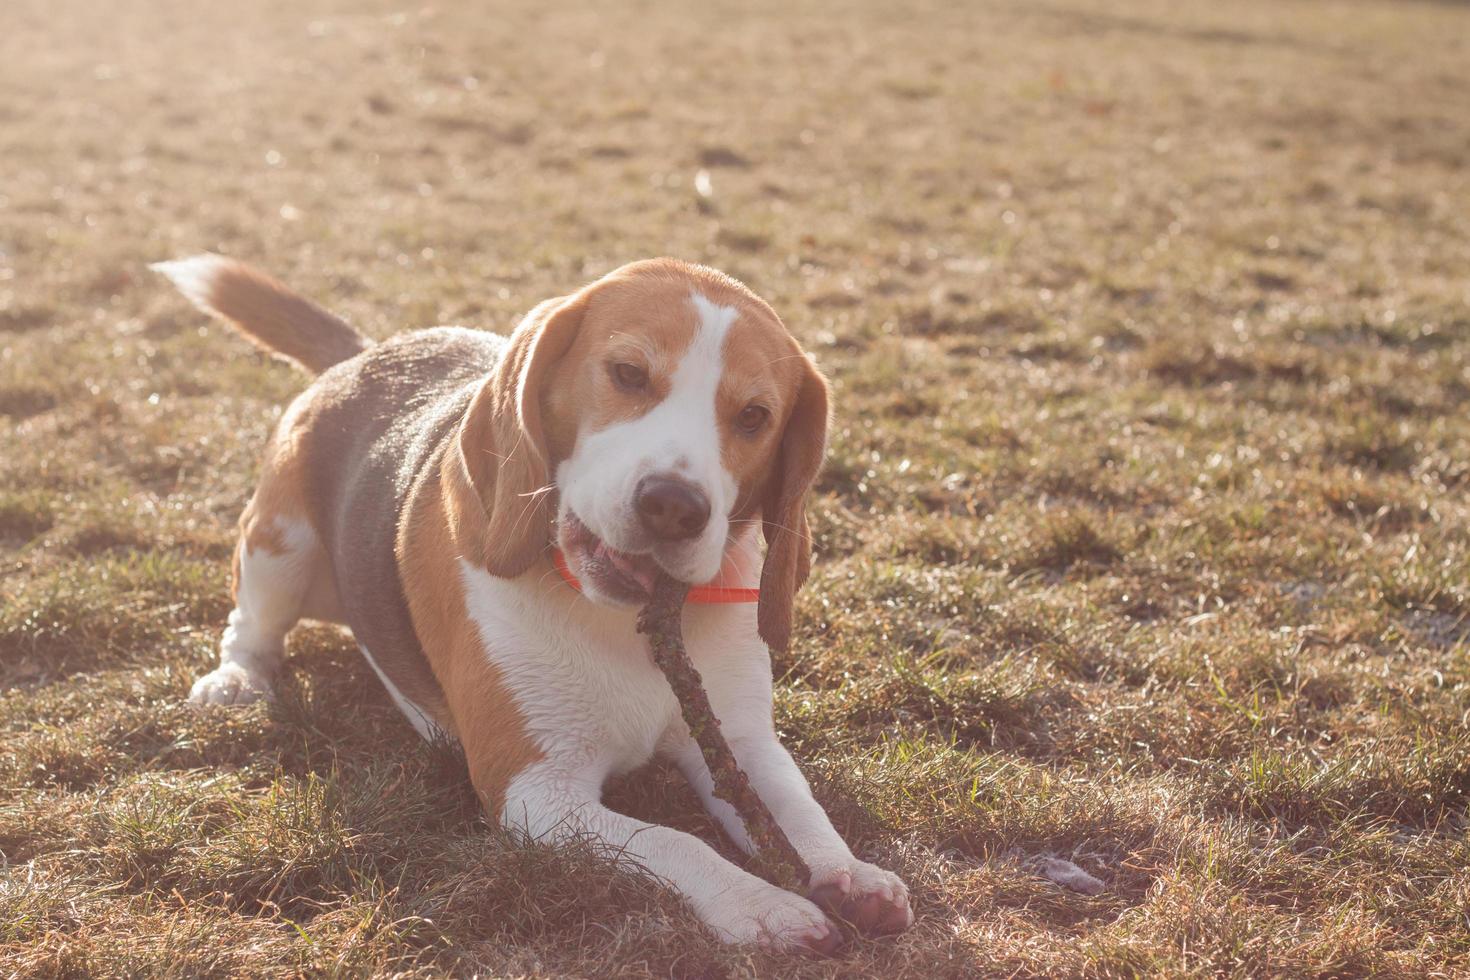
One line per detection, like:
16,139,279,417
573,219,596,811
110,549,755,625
634,475,711,541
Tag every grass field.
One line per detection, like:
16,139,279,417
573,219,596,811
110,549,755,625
4,0,1470,975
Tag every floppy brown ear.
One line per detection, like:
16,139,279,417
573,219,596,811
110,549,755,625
450,293,588,577
757,353,830,652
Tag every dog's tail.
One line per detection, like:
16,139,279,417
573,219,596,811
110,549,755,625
151,254,370,375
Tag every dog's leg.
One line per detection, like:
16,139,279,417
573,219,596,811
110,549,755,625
499,762,841,952
190,511,322,706
672,651,913,935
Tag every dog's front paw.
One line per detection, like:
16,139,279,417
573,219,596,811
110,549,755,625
188,663,272,706
703,883,842,955
807,856,912,935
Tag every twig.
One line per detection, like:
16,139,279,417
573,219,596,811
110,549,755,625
636,572,810,891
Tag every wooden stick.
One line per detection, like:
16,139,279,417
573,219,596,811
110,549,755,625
636,572,811,892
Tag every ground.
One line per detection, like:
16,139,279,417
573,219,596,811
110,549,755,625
2,0,1468,975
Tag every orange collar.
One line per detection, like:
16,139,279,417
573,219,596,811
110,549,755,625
552,549,760,604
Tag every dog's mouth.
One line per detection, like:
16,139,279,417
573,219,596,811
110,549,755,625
559,511,660,603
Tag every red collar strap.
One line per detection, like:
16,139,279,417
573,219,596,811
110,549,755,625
552,549,760,604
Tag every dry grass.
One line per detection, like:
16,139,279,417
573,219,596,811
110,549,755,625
4,0,1470,975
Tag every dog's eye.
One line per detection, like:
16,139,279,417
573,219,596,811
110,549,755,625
611,362,649,391
736,404,770,434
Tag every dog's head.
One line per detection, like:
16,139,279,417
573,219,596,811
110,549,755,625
451,258,828,651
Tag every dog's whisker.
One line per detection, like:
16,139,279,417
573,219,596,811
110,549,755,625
729,515,813,546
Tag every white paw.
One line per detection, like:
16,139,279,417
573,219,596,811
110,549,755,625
703,882,841,954
806,855,912,935
188,663,272,706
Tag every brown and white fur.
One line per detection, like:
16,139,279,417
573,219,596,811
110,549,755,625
153,255,912,952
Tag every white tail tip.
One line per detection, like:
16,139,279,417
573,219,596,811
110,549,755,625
150,254,229,313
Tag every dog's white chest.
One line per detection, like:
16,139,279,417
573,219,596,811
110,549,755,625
458,561,690,773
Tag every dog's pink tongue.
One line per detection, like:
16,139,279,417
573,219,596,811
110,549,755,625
606,549,656,593
630,564,656,593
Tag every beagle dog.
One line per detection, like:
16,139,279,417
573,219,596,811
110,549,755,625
153,256,912,951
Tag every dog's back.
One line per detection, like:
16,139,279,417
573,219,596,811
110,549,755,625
302,327,503,737
155,255,502,733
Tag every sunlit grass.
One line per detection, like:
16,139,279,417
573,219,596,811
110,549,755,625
3,0,1469,974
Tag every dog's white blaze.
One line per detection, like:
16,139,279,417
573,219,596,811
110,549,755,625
555,291,740,584
658,291,738,499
